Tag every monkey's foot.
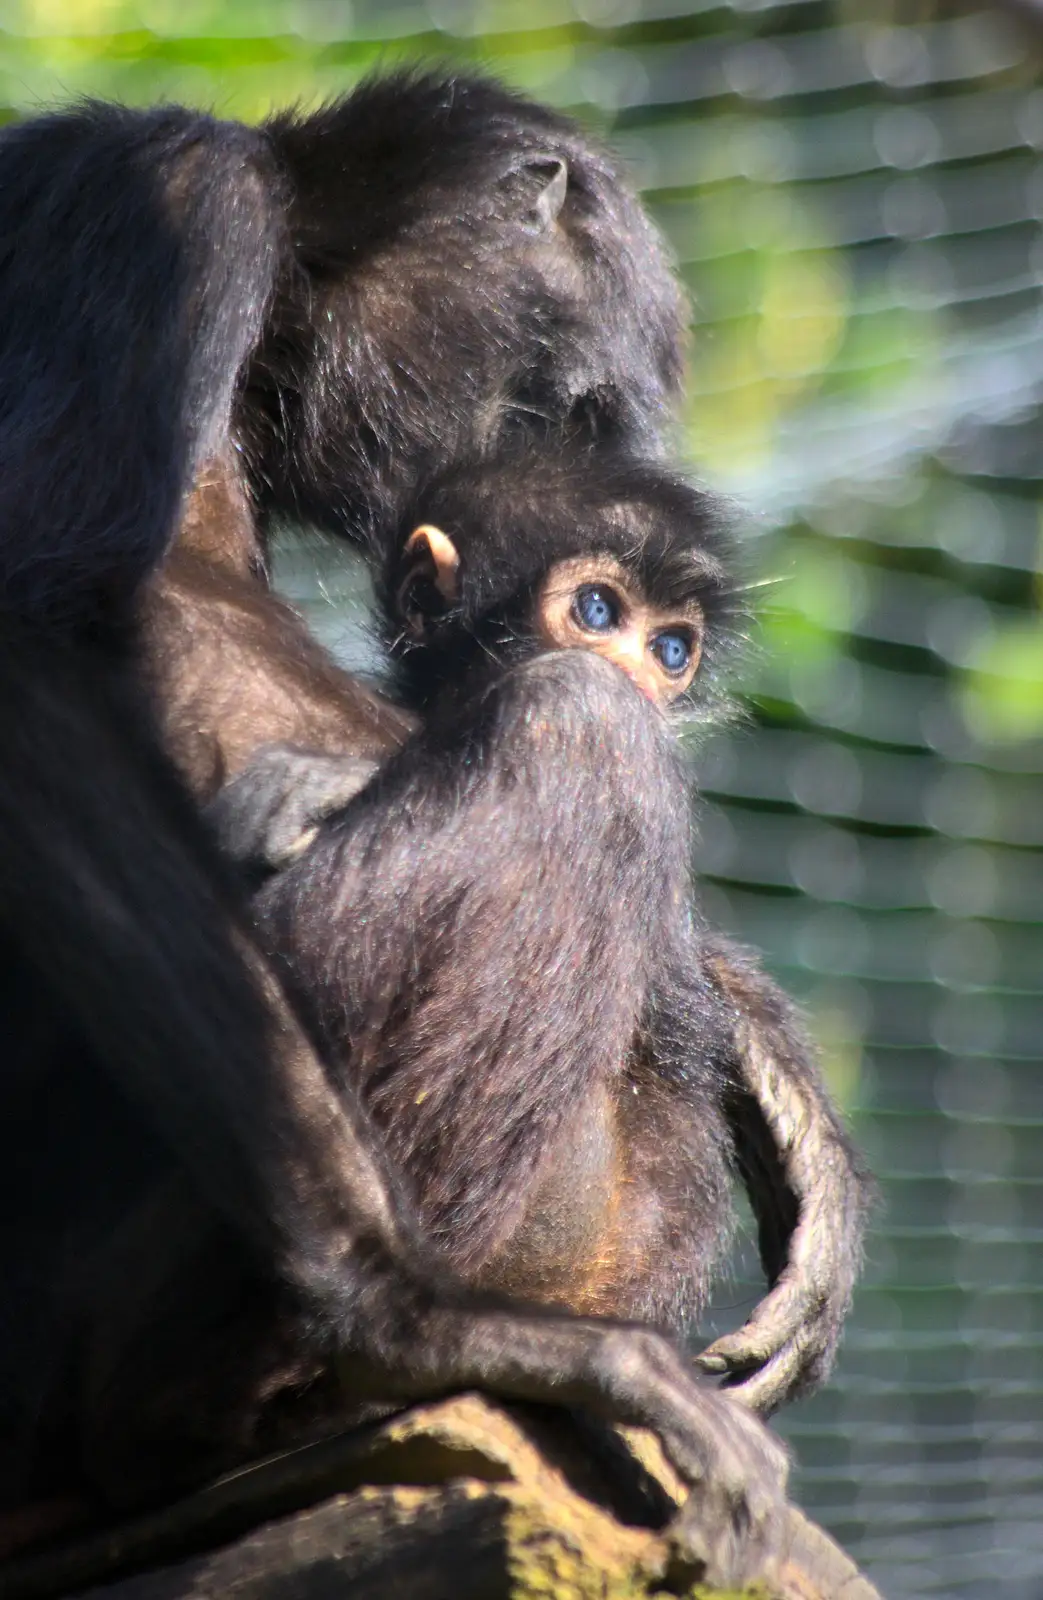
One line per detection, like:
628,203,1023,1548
695,1236,864,1418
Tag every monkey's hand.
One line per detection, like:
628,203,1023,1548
695,942,875,1416
343,1274,790,1591
207,743,379,875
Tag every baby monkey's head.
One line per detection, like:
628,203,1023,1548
378,447,739,715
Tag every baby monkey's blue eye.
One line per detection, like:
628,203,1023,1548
573,584,621,633
652,630,692,676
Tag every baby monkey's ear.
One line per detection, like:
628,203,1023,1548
398,524,460,633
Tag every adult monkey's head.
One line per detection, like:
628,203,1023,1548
245,70,688,545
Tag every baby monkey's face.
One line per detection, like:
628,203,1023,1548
397,526,705,710
536,554,702,707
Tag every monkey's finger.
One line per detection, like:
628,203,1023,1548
697,1281,816,1373
208,746,379,869
274,823,319,865
663,1405,790,1588
667,1488,784,1591
263,757,380,862
721,1334,825,1418
594,1331,789,1580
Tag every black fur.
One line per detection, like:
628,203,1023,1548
0,104,277,631
0,77,788,1588
249,71,687,542
0,70,687,630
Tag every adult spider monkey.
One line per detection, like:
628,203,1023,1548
203,448,872,1410
0,79,789,1590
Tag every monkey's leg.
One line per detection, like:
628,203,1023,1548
84,1191,789,1593
694,937,875,1415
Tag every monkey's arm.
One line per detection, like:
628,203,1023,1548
695,936,875,1415
144,540,416,802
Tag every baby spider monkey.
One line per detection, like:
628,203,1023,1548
217,445,872,1393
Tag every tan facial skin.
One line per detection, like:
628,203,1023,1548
402,526,704,708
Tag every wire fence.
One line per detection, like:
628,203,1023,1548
2,1,1041,1594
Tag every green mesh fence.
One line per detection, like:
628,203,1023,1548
3,2,1041,1593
